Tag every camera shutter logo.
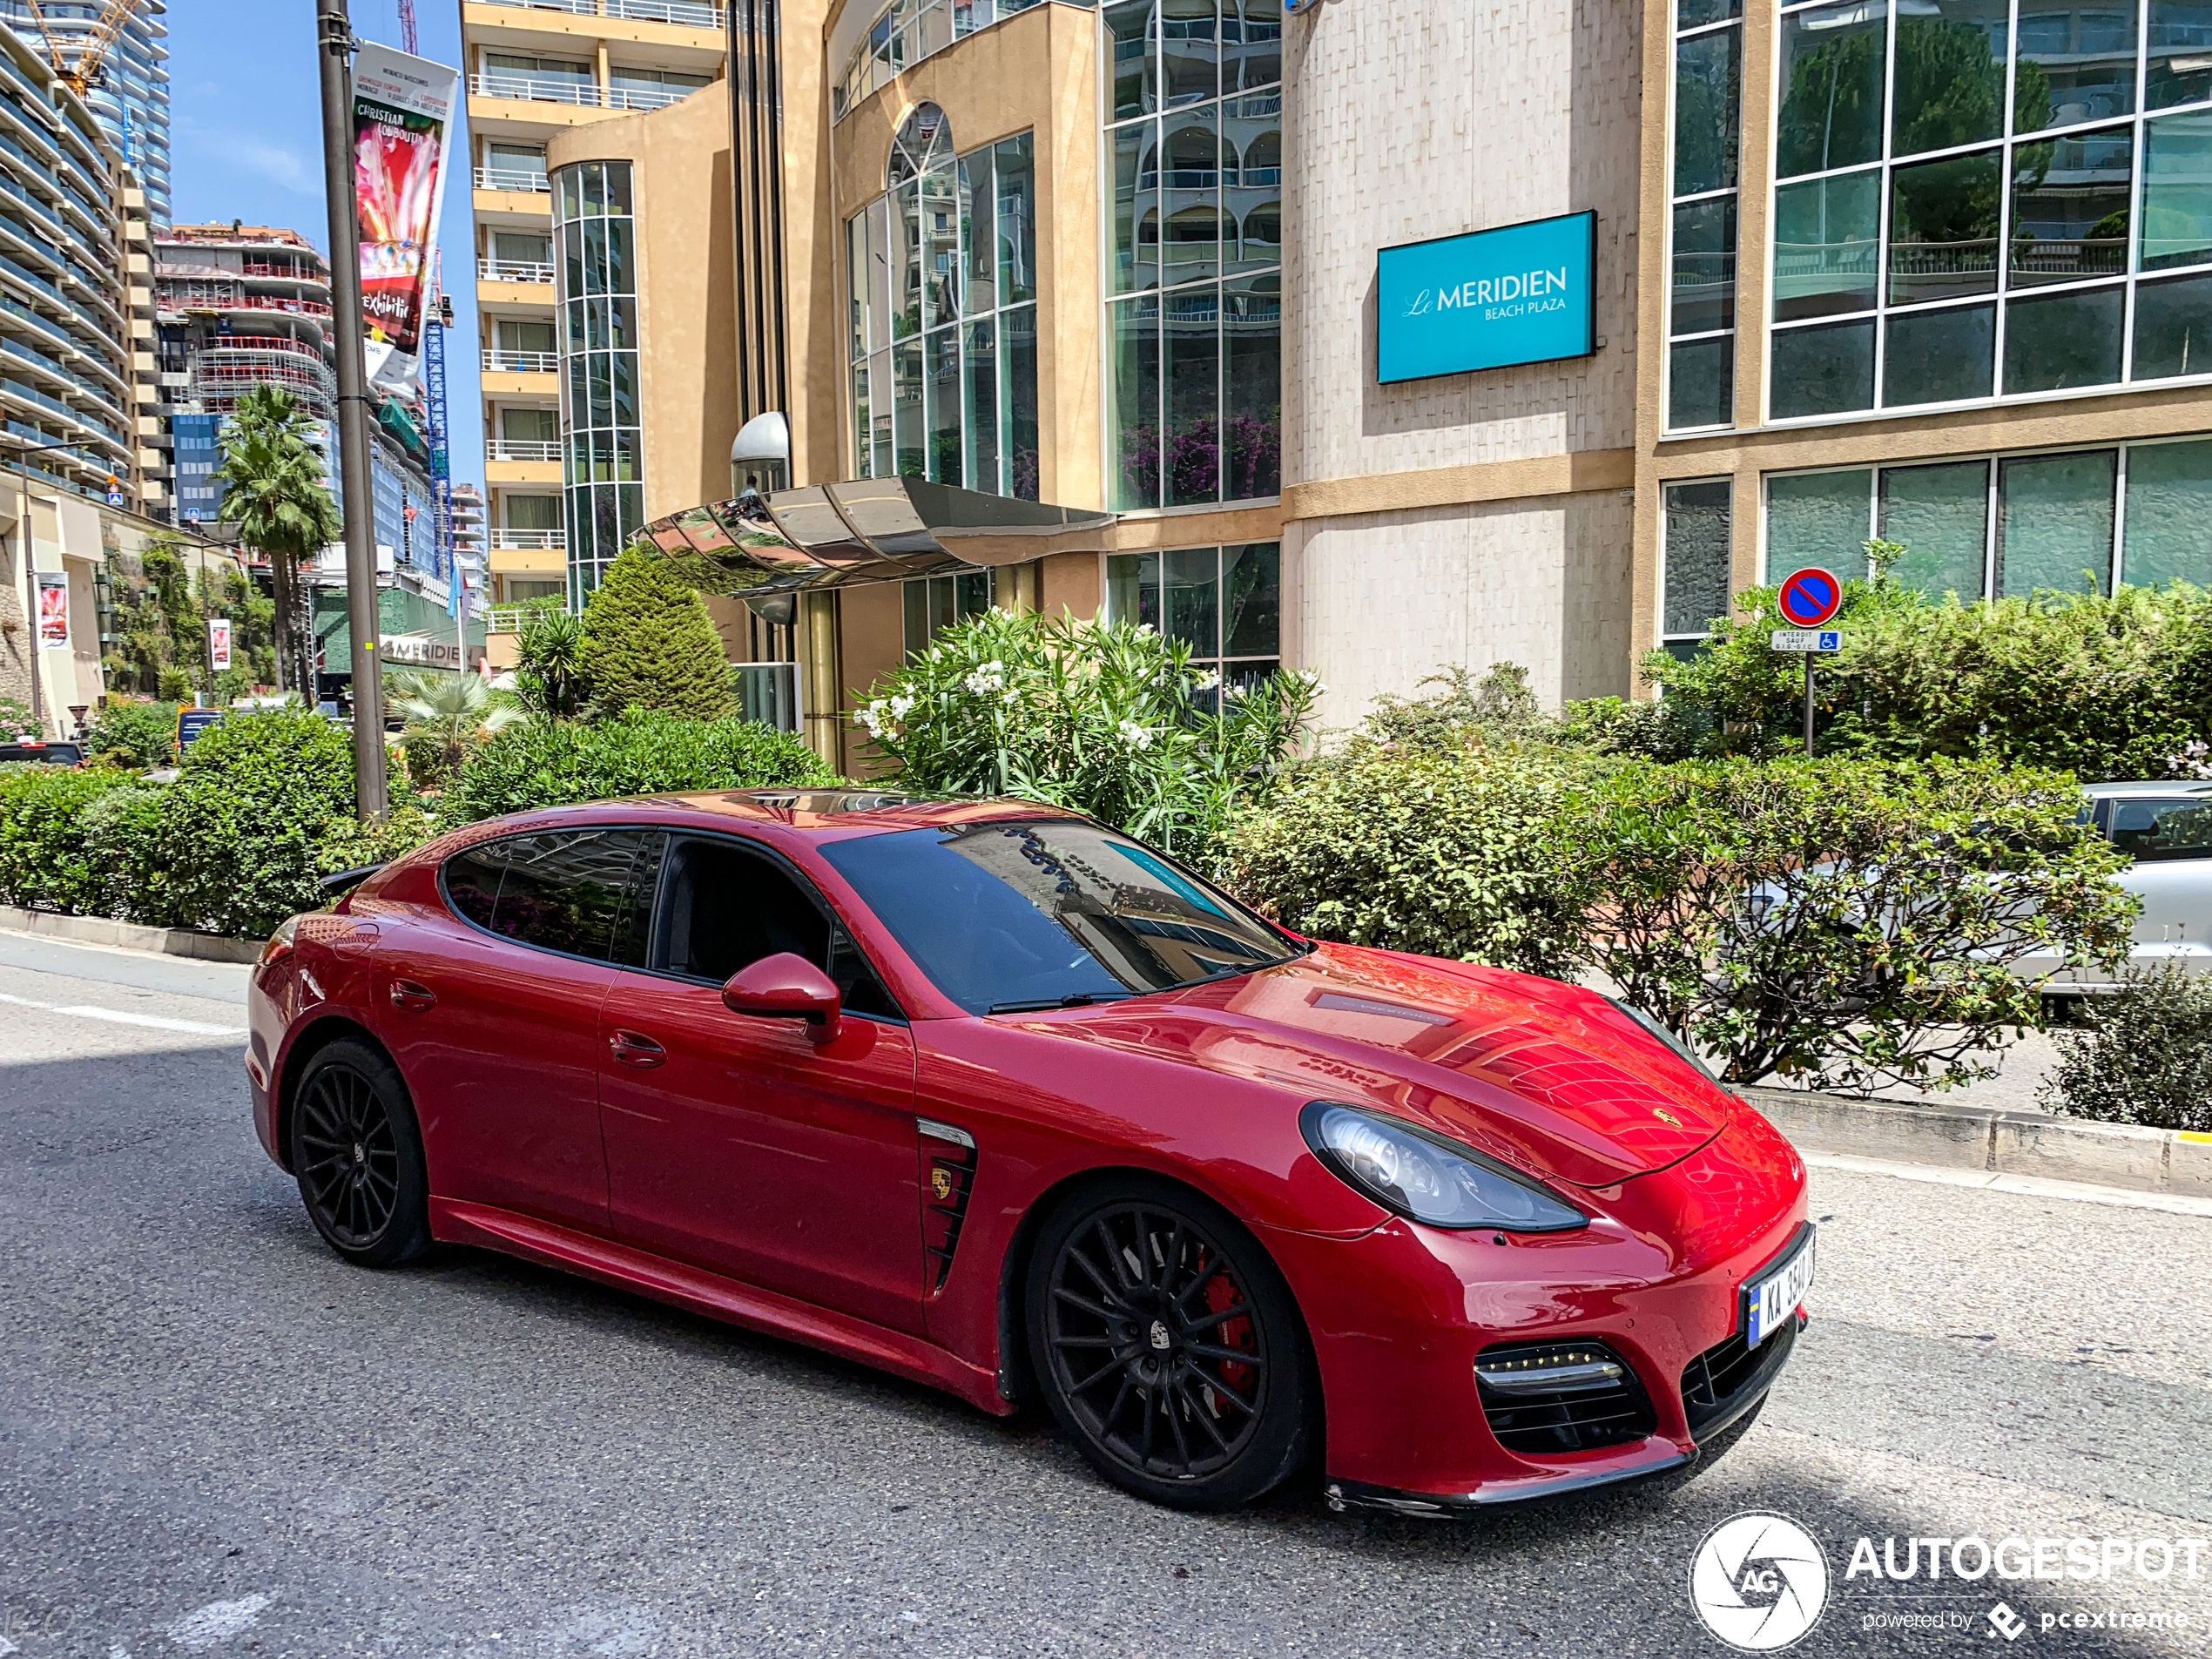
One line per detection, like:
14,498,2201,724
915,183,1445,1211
1689,1513,1831,1650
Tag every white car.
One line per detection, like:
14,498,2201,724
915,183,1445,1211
2020,781,2212,1004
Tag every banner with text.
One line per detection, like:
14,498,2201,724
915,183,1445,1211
1376,211,1596,384
353,43,459,400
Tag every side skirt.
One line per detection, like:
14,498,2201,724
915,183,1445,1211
430,1197,1013,1417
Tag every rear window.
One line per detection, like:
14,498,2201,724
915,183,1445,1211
441,829,659,961
2107,796,2212,862
0,744,80,765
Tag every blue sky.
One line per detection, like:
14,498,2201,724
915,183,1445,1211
168,0,485,487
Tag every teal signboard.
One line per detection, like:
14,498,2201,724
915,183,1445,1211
1376,211,1596,383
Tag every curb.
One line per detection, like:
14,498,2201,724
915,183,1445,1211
1743,1085,2212,1203
0,904,266,966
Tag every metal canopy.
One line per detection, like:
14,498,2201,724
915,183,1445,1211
637,476,1116,594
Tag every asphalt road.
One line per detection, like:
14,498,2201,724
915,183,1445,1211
1,932,2207,1659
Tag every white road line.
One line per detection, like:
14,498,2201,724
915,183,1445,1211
0,989,244,1037
1804,1150,2212,1218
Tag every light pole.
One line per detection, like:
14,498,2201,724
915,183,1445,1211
315,0,390,820
7,437,98,739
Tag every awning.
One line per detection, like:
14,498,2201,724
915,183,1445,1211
637,476,1116,595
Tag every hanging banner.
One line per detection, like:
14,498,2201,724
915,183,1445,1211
36,573,67,648
208,617,233,672
352,43,459,400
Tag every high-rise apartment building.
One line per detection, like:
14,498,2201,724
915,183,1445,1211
0,2,170,225
456,0,726,612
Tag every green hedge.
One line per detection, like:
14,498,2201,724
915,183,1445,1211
0,765,144,914
441,710,840,824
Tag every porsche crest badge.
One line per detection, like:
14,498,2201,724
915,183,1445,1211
930,1166,954,1203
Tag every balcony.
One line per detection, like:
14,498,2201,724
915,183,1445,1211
482,347,559,374
479,257,556,285
488,437,562,462
490,527,564,550
470,72,601,106
607,84,693,111
474,0,725,25
475,165,550,193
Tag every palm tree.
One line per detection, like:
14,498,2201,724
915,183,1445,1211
513,608,588,719
387,667,520,786
211,386,341,697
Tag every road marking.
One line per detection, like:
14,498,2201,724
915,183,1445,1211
1804,1150,2212,1218
0,990,244,1036
165,1595,270,1652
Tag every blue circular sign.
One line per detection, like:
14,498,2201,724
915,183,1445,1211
1777,567,1843,628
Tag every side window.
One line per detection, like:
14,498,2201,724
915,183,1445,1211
658,837,902,1019
2109,798,2212,862
442,829,653,960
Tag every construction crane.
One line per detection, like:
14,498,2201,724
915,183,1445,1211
395,0,417,54
22,0,137,98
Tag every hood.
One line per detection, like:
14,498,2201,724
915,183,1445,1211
1031,944,1733,1190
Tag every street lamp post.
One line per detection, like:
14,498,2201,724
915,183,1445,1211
7,437,98,739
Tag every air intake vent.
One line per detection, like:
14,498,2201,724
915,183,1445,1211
1682,1312,1800,1438
1475,1339,1656,1454
916,1120,976,1294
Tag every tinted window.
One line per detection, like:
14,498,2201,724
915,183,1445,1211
0,745,81,765
2107,797,2212,861
819,819,1298,1014
657,837,900,1019
442,829,651,959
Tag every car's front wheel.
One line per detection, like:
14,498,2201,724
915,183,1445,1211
1027,1178,1315,1511
293,1036,431,1268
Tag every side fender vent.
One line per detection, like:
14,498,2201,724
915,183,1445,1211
917,1118,977,1294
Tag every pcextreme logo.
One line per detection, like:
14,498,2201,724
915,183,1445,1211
1689,1512,1832,1651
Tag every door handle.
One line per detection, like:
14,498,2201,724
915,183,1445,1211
609,1028,666,1069
389,979,436,1011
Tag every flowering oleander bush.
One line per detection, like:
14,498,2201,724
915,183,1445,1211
854,610,1318,866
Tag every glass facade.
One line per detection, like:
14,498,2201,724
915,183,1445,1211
1104,1,1283,509
1661,480,1735,651
833,0,1074,121
1763,435,2212,597
553,160,642,604
1102,543,1281,692
1667,0,1743,430
847,107,1041,496
1768,0,2212,419
902,569,995,655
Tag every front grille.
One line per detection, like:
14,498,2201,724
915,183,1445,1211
1681,1312,1799,1437
1476,1339,1656,1455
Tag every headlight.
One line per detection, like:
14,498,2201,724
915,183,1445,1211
1610,996,1718,1082
1299,1103,1587,1232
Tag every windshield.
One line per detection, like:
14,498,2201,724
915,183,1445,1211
819,819,1301,1014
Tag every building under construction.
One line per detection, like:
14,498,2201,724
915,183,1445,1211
0,0,169,225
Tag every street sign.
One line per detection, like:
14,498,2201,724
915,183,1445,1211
176,708,224,750
1777,566,1844,629
1770,630,1842,652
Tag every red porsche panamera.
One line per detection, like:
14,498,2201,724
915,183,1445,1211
246,790,1811,1514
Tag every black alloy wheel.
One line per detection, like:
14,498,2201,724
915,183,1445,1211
1028,1180,1313,1510
293,1037,431,1267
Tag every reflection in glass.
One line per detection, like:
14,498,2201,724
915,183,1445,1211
1883,301,1994,405
963,320,998,494
1162,105,1222,284
1224,541,1279,656
2148,0,2212,110
1674,27,1741,197
1002,303,1039,500
1662,480,1731,639
1881,460,1991,597
1113,123,1156,293
851,359,873,477
995,133,1036,304
1888,149,2002,304
921,161,960,327
1224,99,1280,276
1998,449,2117,594
1111,296,1161,510
1106,551,1162,631
2013,0,2137,134
1224,274,1280,499
2121,440,2212,586
2132,270,2212,377
1777,1,1887,179
1167,287,1221,505
1770,317,1875,416
1224,0,1282,92
1671,197,1737,334
2003,283,2126,390
1677,0,1741,27
1764,469,1871,587
1892,0,2009,158
1771,170,1878,320
1107,0,1157,119
1669,336,1732,428
927,327,961,485
1162,0,1218,106
891,179,921,337
2009,127,2134,286
1166,546,1219,651
961,147,995,318
893,338,925,476
2141,111,2212,271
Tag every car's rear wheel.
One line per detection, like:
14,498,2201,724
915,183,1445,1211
1027,1178,1314,1511
293,1037,431,1268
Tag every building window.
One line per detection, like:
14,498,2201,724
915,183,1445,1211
1761,435,2212,599
1666,0,1742,431
552,159,643,604
848,107,1041,497
1769,2,2212,421
1661,480,1732,655
834,0,1055,121
902,569,995,656
1102,542,1280,694
1103,1,1283,510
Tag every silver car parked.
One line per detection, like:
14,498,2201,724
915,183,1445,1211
2020,781,2212,1004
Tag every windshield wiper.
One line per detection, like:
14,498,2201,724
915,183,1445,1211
984,991,1138,1015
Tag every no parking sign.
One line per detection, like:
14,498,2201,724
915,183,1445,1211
1777,567,1844,629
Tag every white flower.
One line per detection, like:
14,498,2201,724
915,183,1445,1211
1133,622,1157,637
854,703,883,737
1116,718,1155,750
888,693,915,720
963,662,1006,697
1192,668,1221,691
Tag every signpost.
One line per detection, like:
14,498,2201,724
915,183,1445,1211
1772,568,1844,758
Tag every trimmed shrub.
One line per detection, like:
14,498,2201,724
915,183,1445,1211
0,765,143,913
442,710,840,824
2040,968,2212,1131
153,707,357,937
84,699,180,769
578,548,735,719
77,785,173,925
316,803,441,880
1220,739,1587,978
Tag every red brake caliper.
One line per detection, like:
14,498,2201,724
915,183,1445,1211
1199,1256,1255,1395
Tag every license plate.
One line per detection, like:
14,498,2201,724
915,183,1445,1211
1745,1228,1816,1350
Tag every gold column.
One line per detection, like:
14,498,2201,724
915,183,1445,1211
801,588,843,771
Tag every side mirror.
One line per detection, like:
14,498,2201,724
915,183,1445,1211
723,952,843,1044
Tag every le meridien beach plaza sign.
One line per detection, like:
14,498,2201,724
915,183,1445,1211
1376,210,1596,383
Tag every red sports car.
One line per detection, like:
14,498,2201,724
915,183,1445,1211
247,791,1811,1514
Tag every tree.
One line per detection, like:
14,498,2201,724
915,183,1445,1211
386,668,521,790
514,609,588,719
577,547,734,719
211,387,341,698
